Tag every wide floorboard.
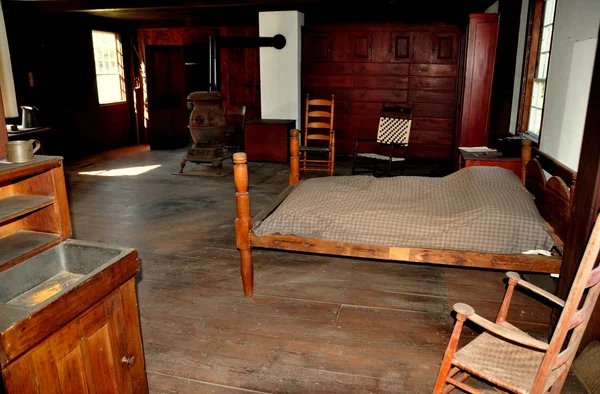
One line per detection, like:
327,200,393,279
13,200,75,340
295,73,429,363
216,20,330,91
64,145,585,393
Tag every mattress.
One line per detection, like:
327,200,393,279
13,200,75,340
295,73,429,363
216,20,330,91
252,166,554,254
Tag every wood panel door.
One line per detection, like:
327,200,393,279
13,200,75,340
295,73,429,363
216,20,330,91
145,45,189,150
456,14,499,148
350,32,371,61
303,31,333,62
2,284,147,394
370,31,391,63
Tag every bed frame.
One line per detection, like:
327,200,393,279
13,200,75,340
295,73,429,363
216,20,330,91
233,130,577,297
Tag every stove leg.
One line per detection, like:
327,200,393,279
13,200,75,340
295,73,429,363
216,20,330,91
213,160,223,175
179,158,187,174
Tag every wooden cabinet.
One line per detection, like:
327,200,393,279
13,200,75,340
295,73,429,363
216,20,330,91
455,14,500,149
0,157,148,393
458,148,521,178
2,280,146,394
244,119,296,162
0,157,71,272
301,24,460,159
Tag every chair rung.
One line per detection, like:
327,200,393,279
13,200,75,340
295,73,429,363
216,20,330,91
445,378,483,394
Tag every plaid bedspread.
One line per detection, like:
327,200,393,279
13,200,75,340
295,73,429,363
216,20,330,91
253,167,554,254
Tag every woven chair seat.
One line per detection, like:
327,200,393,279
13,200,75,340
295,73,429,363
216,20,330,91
452,327,553,394
300,146,332,152
356,153,405,162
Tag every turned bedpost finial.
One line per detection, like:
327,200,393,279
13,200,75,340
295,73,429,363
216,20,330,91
521,139,532,185
289,129,300,185
233,152,248,193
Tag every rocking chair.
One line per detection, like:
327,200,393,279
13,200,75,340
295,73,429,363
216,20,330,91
433,216,600,393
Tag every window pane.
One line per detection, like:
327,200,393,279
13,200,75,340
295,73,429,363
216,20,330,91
92,30,126,104
537,53,549,78
540,25,553,52
544,0,556,25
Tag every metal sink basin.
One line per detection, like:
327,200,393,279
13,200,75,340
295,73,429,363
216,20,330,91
0,239,133,311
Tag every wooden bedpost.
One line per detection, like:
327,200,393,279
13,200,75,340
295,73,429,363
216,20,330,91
290,129,300,185
233,152,254,297
521,139,532,184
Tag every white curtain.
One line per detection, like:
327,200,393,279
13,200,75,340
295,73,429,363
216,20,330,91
0,1,17,118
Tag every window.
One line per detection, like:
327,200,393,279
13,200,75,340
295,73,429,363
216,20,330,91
92,30,126,104
518,0,557,140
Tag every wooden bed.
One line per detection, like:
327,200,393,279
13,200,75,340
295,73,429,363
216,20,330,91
233,130,577,297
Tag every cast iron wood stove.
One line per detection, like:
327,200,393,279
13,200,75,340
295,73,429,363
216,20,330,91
180,91,231,175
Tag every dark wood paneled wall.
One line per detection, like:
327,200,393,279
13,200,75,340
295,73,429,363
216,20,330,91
5,13,137,159
301,24,460,159
136,26,261,143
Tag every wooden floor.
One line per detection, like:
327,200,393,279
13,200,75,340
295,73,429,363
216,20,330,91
63,145,585,393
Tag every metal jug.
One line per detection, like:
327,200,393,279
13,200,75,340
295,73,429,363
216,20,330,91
20,106,38,129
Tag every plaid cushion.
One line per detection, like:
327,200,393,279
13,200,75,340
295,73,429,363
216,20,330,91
253,167,553,254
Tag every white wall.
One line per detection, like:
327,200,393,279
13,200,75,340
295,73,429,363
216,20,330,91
508,0,530,134
486,1,499,14
539,0,600,170
258,11,304,127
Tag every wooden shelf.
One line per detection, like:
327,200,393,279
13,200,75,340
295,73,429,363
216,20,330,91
0,195,55,226
0,231,61,272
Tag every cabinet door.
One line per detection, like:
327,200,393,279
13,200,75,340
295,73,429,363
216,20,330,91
412,32,434,63
432,33,458,64
303,32,333,62
350,32,371,61
2,286,146,394
391,31,413,63
370,31,391,63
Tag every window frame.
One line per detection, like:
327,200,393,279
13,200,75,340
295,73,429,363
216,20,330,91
92,30,127,106
516,0,557,145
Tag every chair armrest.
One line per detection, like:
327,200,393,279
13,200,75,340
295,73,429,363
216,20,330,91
506,272,565,308
453,303,549,351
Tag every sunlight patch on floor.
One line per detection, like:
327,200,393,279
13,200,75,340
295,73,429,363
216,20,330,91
79,164,161,176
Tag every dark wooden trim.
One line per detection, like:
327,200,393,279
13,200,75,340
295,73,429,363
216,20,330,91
554,27,600,353
249,233,562,273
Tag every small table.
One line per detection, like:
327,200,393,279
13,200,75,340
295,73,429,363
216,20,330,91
458,148,521,179
244,119,296,162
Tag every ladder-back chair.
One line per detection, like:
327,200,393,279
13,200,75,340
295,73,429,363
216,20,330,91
433,215,600,394
300,94,335,176
352,103,412,177
223,104,247,152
